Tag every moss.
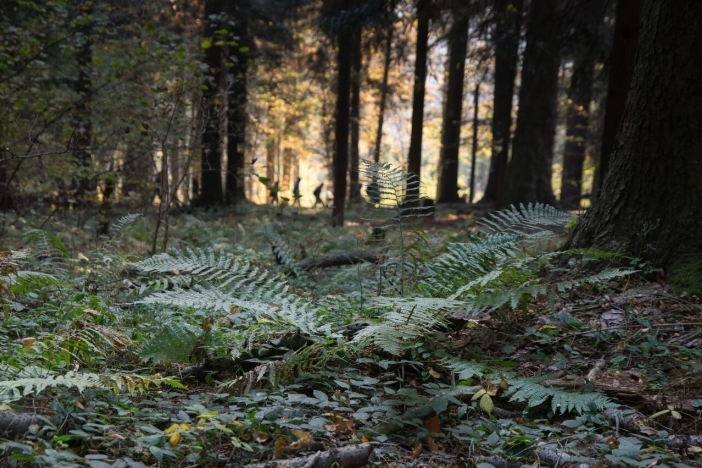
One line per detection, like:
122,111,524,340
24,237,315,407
667,253,702,295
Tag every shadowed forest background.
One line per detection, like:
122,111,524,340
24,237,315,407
0,0,701,467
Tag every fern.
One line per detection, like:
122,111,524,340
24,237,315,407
132,248,337,360
261,224,308,279
0,368,183,402
351,297,457,355
360,159,433,295
479,203,574,238
444,357,616,415
139,320,202,364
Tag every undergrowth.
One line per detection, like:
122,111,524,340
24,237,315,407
0,163,699,468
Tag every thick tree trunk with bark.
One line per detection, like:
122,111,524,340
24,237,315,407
503,0,560,208
349,24,362,203
436,6,469,204
224,0,250,205
479,0,523,206
331,0,353,226
199,0,224,206
569,0,702,293
405,0,430,199
592,0,642,199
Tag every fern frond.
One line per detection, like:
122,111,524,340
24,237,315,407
261,225,307,279
479,203,573,238
443,357,615,415
111,213,142,234
139,320,201,364
505,377,616,414
351,297,450,354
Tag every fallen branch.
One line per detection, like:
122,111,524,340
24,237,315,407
297,252,381,270
241,443,372,468
0,411,41,438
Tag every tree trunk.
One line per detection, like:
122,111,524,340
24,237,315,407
503,0,560,208
199,0,224,206
373,15,394,164
569,0,702,294
71,2,93,202
436,6,469,204
478,0,523,206
560,50,595,210
405,0,430,200
224,0,250,205
592,0,642,199
331,0,353,226
349,23,362,203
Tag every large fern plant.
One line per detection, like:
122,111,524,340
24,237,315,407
131,248,338,361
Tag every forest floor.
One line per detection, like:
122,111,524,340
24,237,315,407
0,203,700,468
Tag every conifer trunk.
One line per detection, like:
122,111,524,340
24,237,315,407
569,0,702,293
503,0,560,207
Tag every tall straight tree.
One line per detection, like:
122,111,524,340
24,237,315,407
436,2,469,204
199,0,224,206
479,0,523,206
349,22,362,203
224,0,250,205
405,0,430,199
560,0,606,209
372,5,396,164
71,1,94,201
330,0,353,226
503,0,560,207
592,0,642,198
570,0,702,293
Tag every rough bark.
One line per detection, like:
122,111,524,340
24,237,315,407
349,23,362,203
436,6,469,204
592,0,642,199
478,0,523,206
560,51,596,209
224,0,250,205
569,0,702,294
405,0,430,200
503,0,560,208
331,0,353,226
199,0,224,206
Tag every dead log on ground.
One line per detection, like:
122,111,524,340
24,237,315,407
240,443,372,468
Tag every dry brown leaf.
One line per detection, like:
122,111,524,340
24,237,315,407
409,442,423,460
426,436,438,452
274,437,287,459
424,415,441,434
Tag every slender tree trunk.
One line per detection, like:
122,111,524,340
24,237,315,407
349,23,362,203
560,51,595,209
373,16,394,164
199,0,224,206
469,83,480,204
479,0,523,206
592,0,642,199
331,0,353,226
406,0,430,199
503,0,560,208
436,6,469,204
71,1,93,202
224,0,249,205
569,0,702,293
